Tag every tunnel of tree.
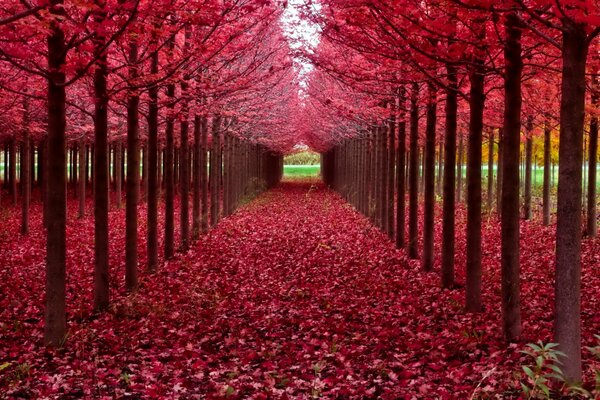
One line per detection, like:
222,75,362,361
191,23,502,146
1,0,600,397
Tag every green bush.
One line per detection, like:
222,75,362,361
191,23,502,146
284,151,320,165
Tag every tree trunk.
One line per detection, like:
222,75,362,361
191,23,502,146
387,108,395,239
21,96,30,235
523,119,533,220
466,28,485,313
501,13,523,341
497,128,504,215
543,120,551,225
587,74,598,237
78,137,85,218
422,83,437,272
396,87,406,249
147,49,159,272
9,137,17,206
210,116,221,227
164,82,175,260
442,64,457,289
115,141,122,209
408,83,419,259
487,130,494,211
457,136,464,203
201,116,209,233
192,115,201,240
555,24,588,383
93,6,110,311
45,0,67,346
125,40,139,292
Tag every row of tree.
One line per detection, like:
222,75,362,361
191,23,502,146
310,0,600,383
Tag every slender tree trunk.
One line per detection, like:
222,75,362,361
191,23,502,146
587,75,598,237
422,83,437,272
543,120,551,225
179,43,190,250
78,138,85,218
408,83,419,259
396,87,406,249
146,49,159,272
487,130,494,211
125,40,139,292
210,116,221,227
9,137,17,206
457,136,464,203
45,0,67,346
115,141,122,209
201,116,209,233
192,115,201,240
164,84,175,260
497,128,504,215
501,13,523,341
93,6,110,311
387,106,395,239
555,24,588,383
523,118,533,220
442,64,457,289
466,28,485,313
21,96,30,235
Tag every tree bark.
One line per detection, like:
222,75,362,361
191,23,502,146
587,74,598,237
93,5,110,311
21,96,30,235
201,116,209,233
523,118,533,220
542,120,551,225
501,13,523,340
555,23,588,383
78,137,85,218
125,40,139,292
487,130,494,211
396,87,406,249
466,25,485,313
408,83,419,259
442,64,457,289
422,83,437,272
44,0,67,346
192,115,201,240
146,49,159,272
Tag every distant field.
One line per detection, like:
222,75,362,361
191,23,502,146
284,165,320,178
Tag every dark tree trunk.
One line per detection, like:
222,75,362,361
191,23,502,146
164,83,175,260
408,83,419,259
457,136,464,203
387,106,395,239
466,27,485,313
93,6,110,311
497,128,504,215
555,24,588,383
45,0,67,346
396,87,406,249
523,118,533,220
146,50,159,272
487,130,494,211
543,120,551,226
422,83,437,272
115,141,122,209
201,116,209,233
179,51,190,250
210,116,221,227
78,138,85,218
192,115,201,240
501,13,523,341
21,96,30,235
587,75,598,237
9,137,17,206
125,40,139,292
442,64,457,289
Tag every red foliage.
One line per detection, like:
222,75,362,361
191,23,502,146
1,182,599,398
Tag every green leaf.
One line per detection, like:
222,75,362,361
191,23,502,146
523,366,535,380
0,362,10,372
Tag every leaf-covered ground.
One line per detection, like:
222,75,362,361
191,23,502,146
1,180,599,398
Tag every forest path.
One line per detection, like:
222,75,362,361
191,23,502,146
2,180,528,398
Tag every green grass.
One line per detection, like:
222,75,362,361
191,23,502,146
284,165,320,178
